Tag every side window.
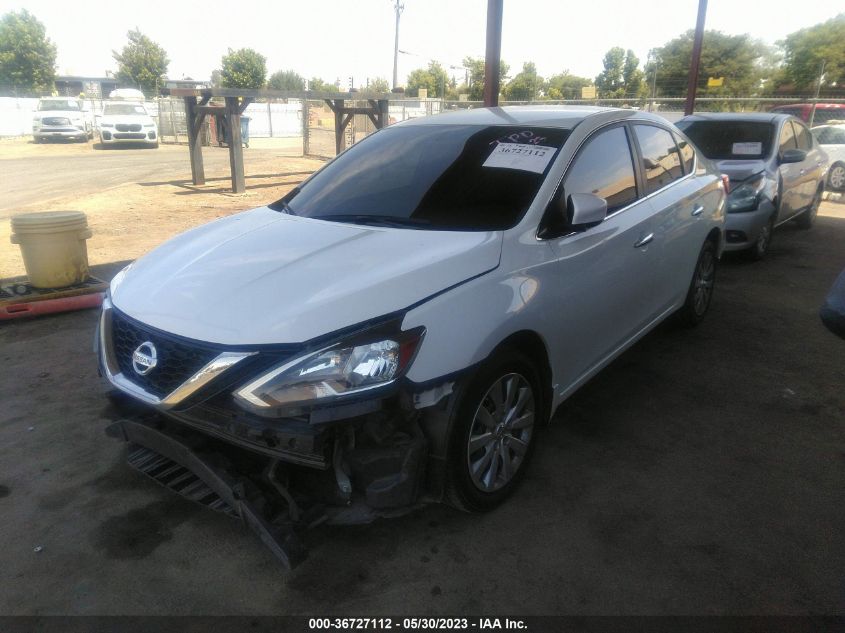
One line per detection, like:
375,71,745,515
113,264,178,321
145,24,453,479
793,121,813,150
563,126,638,215
633,124,685,194
674,132,695,174
779,121,797,153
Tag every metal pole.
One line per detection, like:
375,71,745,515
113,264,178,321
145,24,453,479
483,0,503,107
648,53,658,112
684,0,708,116
808,60,826,128
392,1,404,90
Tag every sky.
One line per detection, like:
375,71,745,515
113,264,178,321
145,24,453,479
1,0,840,86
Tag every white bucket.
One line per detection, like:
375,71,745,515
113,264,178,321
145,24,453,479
10,211,93,288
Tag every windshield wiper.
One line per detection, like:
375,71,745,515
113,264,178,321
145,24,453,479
317,214,431,228
272,199,296,215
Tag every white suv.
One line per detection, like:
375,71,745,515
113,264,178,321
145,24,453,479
98,101,158,147
98,107,725,559
32,97,92,142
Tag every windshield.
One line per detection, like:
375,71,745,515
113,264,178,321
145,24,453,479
677,120,774,160
38,100,80,112
272,124,569,230
813,126,845,145
103,103,148,116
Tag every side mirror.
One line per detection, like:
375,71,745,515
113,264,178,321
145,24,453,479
568,193,608,228
780,148,807,164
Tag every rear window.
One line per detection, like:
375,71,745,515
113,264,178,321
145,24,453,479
275,124,570,231
677,120,774,160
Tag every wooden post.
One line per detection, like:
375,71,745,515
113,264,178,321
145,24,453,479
225,96,246,193
483,0,503,107
334,99,344,155
184,96,205,185
378,99,389,128
684,0,708,116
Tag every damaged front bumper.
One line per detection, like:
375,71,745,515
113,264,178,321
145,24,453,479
97,300,466,566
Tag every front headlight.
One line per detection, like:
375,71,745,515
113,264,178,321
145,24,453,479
234,329,423,416
143,123,155,128
726,173,769,213
100,122,114,128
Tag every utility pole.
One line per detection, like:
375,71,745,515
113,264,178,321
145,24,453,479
684,0,708,116
392,0,405,90
808,60,826,128
483,0,504,107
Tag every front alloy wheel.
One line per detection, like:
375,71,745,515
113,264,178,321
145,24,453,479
467,373,535,493
446,351,541,512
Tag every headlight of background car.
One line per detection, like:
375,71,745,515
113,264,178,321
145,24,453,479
143,123,155,128
100,122,114,128
235,329,424,416
727,173,768,213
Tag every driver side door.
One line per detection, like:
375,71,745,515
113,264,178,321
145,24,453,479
543,124,660,394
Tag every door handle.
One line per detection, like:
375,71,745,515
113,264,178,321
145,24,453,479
634,233,654,248
692,205,704,216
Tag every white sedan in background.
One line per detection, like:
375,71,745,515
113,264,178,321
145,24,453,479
811,123,845,191
97,101,159,148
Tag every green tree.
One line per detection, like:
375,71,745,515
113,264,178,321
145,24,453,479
651,30,769,97
0,10,56,93
364,76,390,95
112,29,169,97
595,47,644,98
307,77,333,92
268,69,304,91
544,71,592,100
777,14,845,93
504,62,542,101
220,48,266,89
463,56,510,101
406,61,449,97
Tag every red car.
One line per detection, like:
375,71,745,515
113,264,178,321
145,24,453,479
769,103,845,126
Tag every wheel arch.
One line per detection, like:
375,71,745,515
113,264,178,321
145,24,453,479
486,329,554,424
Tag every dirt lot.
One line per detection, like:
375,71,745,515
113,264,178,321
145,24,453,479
0,183,843,615
1,137,321,279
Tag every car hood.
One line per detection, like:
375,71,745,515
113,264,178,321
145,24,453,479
110,206,503,345
35,110,82,119
99,114,154,125
713,159,770,183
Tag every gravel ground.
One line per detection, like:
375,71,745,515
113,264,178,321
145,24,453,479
0,204,843,616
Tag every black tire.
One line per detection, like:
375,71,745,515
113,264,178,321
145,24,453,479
445,349,541,512
828,162,845,192
748,216,775,261
796,187,822,229
677,239,717,327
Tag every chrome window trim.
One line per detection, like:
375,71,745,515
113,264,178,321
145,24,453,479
536,118,699,242
99,297,254,409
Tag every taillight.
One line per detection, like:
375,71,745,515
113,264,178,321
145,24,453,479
720,174,731,194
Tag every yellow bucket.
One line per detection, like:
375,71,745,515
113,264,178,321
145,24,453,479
10,211,93,288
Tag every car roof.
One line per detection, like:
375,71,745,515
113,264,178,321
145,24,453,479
394,105,671,129
678,112,789,124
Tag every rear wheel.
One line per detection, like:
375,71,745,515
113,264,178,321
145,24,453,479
796,187,822,229
445,351,540,512
828,163,845,192
677,239,717,327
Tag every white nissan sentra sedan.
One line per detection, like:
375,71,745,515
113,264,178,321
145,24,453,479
98,106,725,559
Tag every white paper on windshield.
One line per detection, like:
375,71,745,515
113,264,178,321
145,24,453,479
483,143,558,174
732,142,762,155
